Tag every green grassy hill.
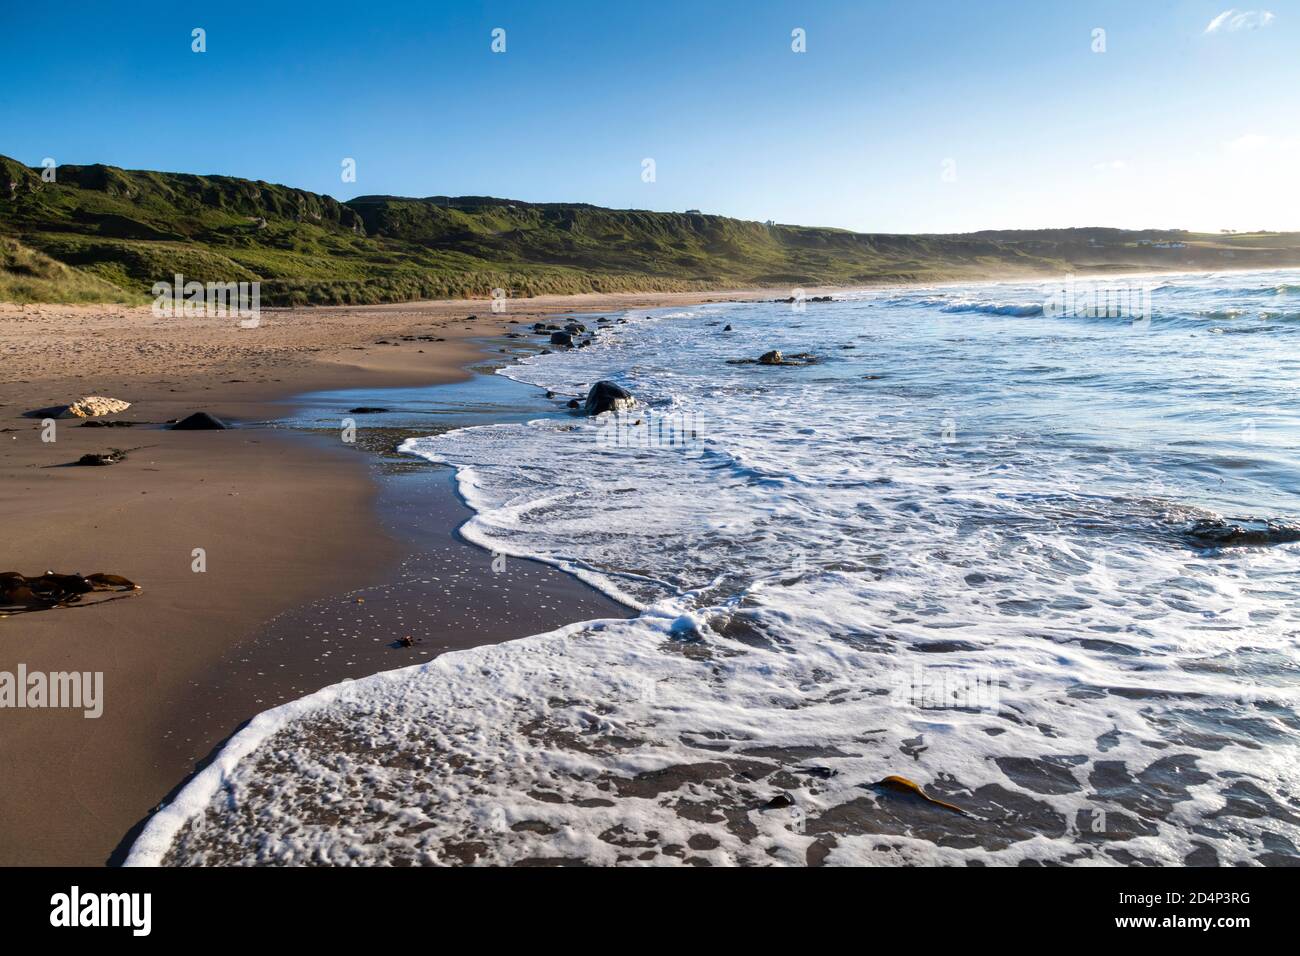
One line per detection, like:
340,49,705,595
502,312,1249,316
3,154,1299,305
0,236,143,304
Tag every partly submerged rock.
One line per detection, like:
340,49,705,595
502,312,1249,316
550,331,574,347
728,351,818,367
762,793,796,810
172,412,228,430
723,324,733,332
347,407,389,414
584,381,635,415
1186,517,1300,548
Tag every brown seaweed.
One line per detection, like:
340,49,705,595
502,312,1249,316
0,570,140,614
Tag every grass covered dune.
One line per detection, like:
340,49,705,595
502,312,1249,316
4,154,1300,306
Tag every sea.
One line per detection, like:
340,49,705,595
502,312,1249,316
128,269,1300,866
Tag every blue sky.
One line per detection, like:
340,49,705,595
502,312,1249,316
1,1,1296,232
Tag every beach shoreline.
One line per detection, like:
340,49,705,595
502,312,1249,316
0,287,773,866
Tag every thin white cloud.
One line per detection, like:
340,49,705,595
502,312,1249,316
1092,160,1127,171
1204,9,1275,33
1226,133,1274,154
1224,133,1300,159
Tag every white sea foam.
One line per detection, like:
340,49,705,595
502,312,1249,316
129,270,1300,866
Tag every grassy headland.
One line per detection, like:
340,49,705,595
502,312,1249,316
3,154,1300,306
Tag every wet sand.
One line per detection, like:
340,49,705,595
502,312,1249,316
0,289,789,866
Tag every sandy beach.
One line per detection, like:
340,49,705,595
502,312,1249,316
0,288,789,866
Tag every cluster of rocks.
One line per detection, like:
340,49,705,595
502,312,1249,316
773,295,834,304
515,315,639,417
532,319,599,349
528,317,625,349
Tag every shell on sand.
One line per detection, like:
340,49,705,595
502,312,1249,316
65,396,131,418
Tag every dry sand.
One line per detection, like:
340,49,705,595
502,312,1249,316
0,288,788,866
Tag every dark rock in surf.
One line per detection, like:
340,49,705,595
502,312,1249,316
348,407,389,414
1185,517,1300,548
566,399,580,409
172,412,228,430
583,381,635,416
723,324,733,331
729,351,818,367
550,331,575,347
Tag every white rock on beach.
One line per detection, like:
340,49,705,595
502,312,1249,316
64,396,131,418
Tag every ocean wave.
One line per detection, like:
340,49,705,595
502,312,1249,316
940,301,1045,317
